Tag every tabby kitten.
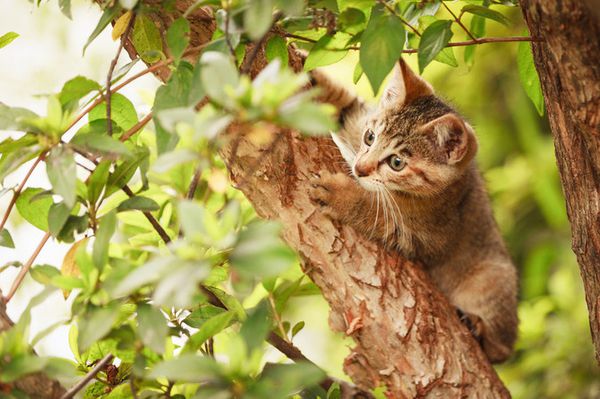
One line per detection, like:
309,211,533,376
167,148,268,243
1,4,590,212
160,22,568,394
308,59,518,363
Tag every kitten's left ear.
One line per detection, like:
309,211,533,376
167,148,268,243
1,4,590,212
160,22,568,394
379,58,434,108
419,113,478,165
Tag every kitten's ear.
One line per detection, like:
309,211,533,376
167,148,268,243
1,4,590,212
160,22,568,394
379,58,434,108
419,113,478,165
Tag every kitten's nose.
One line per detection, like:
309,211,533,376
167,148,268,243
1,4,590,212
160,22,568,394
354,163,373,177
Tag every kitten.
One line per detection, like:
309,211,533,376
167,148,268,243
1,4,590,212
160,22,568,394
308,59,518,363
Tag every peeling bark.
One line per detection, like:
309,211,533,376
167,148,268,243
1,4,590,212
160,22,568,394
520,0,600,362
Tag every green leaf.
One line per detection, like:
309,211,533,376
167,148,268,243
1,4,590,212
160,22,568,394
59,76,100,109
111,257,175,298
137,303,167,354
231,221,296,279
93,210,117,271
304,33,350,71
200,51,240,106
279,100,336,135
291,320,305,337
464,15,485,66
89,93,138,131
149,354,221,382
117,196,160,212
183,304,226,328
83,6,120,54
251,363,326,397
132,14,163,63
0,354,47,382
71,133,132,158
0,228,15,248
0,32,19,49
46,145,77,207
418,20,453,73
265,36,289,65
30,265,61,285
15,187,53,231
461,5,510,26
87,160,111,205
360,4,405,94
240,301,271,353
48,202,71,237
77,304,119,351
186,311,235,350
338,7,366,34
245,0,274,40
59,0,72,18
517,41,544,116
167,17,190,62
0,104,39,131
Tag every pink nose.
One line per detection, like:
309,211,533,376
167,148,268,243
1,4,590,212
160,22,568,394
354,163,375,177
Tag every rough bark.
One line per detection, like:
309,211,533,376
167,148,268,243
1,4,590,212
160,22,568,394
520,0,600,361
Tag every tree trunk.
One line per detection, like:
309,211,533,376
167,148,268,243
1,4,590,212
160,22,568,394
520,0,600,361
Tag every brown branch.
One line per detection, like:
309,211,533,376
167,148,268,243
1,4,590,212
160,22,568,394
60,353,114,399
3,232,51,303
286,32,537,52
107,13,136,136
121,185,172,243
186,166,203,199
0,154,45,232
120,112,153,142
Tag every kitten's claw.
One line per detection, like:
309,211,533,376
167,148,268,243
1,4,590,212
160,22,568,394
308,172,356,220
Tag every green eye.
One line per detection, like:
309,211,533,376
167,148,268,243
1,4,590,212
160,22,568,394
388,155,405,171
364,130,375,146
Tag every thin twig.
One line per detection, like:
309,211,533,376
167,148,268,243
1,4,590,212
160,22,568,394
61,353,114,399
3,232,51,303
223,2,237,60
240,11,283,75
129,377,139,399
186,166,203,199
107,14,136,136
377,0,421,36
441,1,478,42
268,293,289,342
286,32,537,52
119,112,153,142
0,154,44,232
121,185,172,244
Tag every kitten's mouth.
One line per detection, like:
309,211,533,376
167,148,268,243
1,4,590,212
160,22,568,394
355,177,384,192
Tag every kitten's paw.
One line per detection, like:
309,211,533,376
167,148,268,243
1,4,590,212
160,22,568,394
309,172,357,220
456,308,484,344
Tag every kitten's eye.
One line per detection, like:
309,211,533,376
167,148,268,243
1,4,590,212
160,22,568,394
364,130,375,146
388,155,405,171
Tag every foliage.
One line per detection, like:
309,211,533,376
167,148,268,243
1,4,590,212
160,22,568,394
0,0,591,398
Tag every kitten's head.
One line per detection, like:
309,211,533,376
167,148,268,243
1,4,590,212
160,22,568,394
352,59,478,196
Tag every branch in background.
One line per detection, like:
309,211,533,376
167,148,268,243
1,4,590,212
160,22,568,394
441,1,478,42
119,112,153,142
186,166,203,199
284,32,537,52
3,232,51,303
240,11,283,75
60,354,114,399
0,154,45,232
106,13,136,136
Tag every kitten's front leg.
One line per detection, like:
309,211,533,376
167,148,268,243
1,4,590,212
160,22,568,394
309,171,368,224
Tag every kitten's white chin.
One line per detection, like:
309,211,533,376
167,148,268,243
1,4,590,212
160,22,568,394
355,177,382,192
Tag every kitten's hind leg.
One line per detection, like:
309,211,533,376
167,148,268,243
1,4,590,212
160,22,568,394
449,261,518,363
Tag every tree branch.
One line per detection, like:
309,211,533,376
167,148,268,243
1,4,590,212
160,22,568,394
60,354,114,399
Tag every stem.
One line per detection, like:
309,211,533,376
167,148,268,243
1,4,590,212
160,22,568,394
61,353,114,399
186,166,203,199
377,0,421,36
3,232,51,303
0,154,44,232
441,1,478,42
106,14,136,136
268,293,289,342
121,185,172,244
120,112,153,142
223,2,237,60
285,32,538,52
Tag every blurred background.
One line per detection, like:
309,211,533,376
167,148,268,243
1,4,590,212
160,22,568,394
0,1,598,398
